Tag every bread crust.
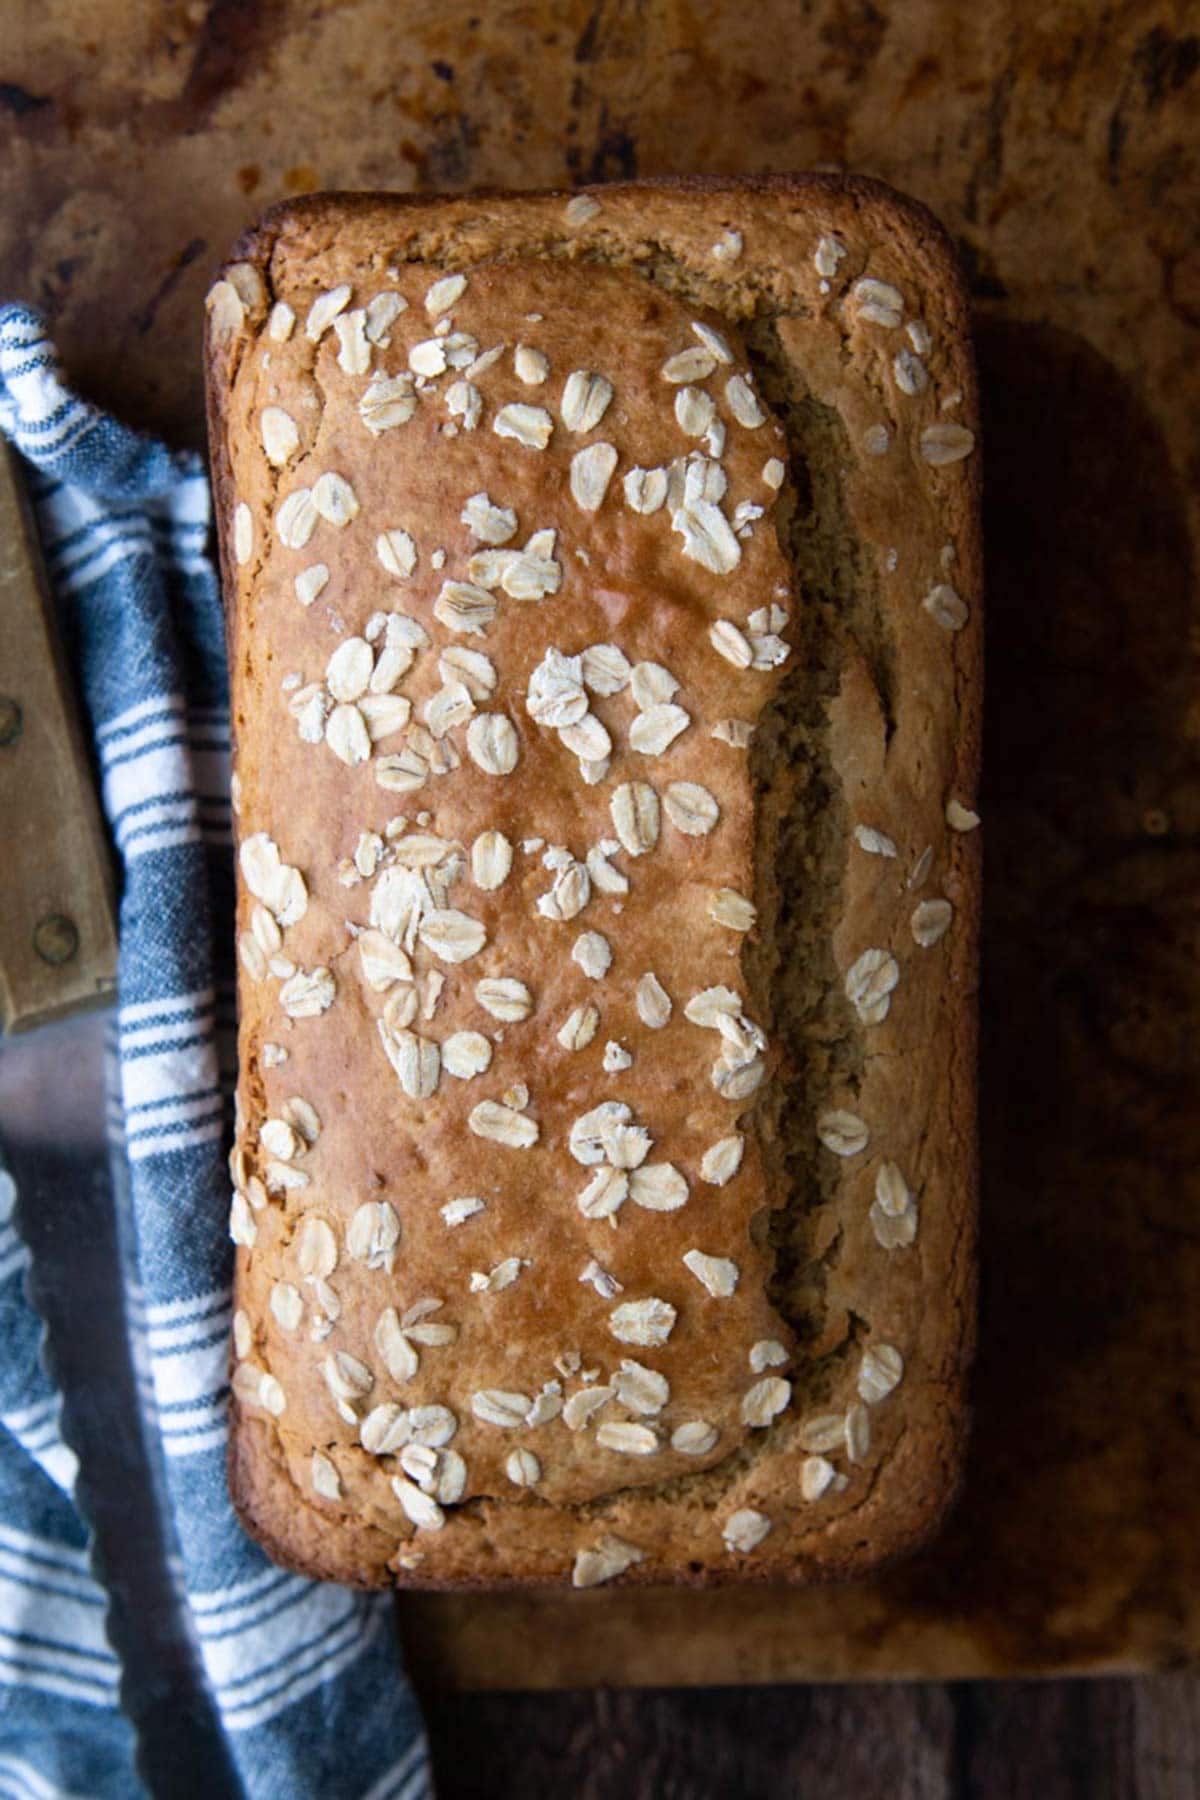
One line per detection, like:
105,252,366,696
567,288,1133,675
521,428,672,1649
206,173,981,1591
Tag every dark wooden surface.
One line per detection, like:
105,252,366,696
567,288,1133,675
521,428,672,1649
418,1678,1200,1798
3,0,1200,1793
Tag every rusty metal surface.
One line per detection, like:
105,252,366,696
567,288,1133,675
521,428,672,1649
2,0,1198,1685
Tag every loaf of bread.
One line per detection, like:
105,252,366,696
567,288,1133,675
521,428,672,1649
205,175,980,1589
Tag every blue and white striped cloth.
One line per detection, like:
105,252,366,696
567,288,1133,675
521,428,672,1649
0,306,432,1800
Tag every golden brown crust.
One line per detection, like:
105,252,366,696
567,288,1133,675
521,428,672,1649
206,174,981,1591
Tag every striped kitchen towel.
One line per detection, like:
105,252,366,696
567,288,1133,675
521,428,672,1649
0,305,433,1800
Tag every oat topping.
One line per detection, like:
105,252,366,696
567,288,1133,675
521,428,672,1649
267,300,296,342
279,967,335,1018
611,783,659,856
845,1403,871,1463
672,1420,719,1455
392,1476,445,1532
359,373,418,434
269,1281,303,1333
442,1196,485,1227
723,1509,772,1553
469,528,562,600
561,369,614,433
708,889,756,932
749,1340,788,1374
725,374,765,429
506,1448,540,1487
465,712,519,774
232,503,253,566
871,1160,918,1249
581,644,631,695
800,1456,836,1501
311,475,359,531
854,824,898,858
612,1361,669,1414
572,1534,643,1589
468,1099,539,1148
630,703,690,756
364,291,406,342
814,234,846,279
293,563,328,608
578,1166,628,1220
260,405,300,469
493,403,554,450
908,845,934,889
564,194,602,227
433,581,496,637
858,1344,904,1405
310,1451,340,1499
623,466,668,514
663,781,719,836
378,1024,440,1097
630,1163,688,1211
232,1363,285,1416
276,487,317,550
409,336,448,378
817,1110,870,1157
472,1389,530,1428
920,421,976,464
558,1002,600,1051
797,1412,843,1453
742,1376,791,1426
570,442,619,510
710,228,742,261
376,527,417,579
845,948,900,1025
709,619,753,667
635,973,672,1029
893,348,928,396
712,718,753,748
333,309,370,375
233,1309,253,1360
443,1030,493,1078
911,898,953,947
923,583,969,631
572,931,613,980
445,381,482,430
684,1250,739,1298
609,1297,676,1347
579,1258,623,1298
673,488,742,575
699,1135,744,1186
476,977,533,1022
228,1192,257,1248
425,273,467,318
509,344,546,386
675,385,716,437
597,1420,659,1456
946,798,981,832
305,284,352,341
852,278,903,328
564,1384,614,1429
469,1257,526,1293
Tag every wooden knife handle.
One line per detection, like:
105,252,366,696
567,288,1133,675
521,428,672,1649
0,439,117,1033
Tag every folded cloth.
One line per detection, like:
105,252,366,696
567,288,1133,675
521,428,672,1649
0,306,433,1800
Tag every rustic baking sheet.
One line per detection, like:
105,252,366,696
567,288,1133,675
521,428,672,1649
3,0,1197,1685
